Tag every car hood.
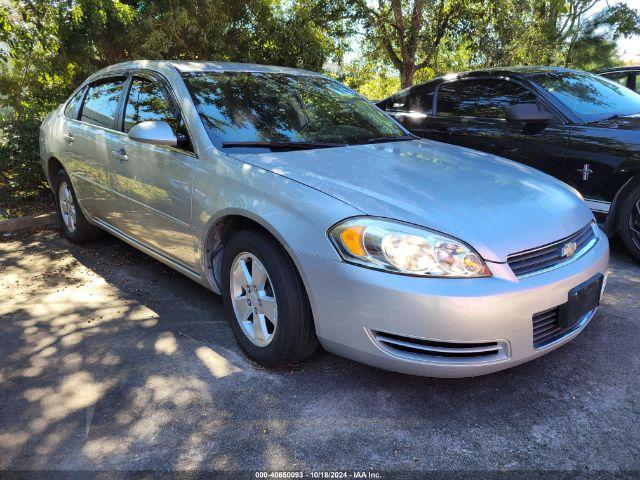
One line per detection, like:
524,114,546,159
229,139,593,262
591,113,640,131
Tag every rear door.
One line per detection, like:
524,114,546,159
66,76,128,222
425,78,570,180
109,72,197,268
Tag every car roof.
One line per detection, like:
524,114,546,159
599,66,640,73
378,66,585,102
89,60,324,79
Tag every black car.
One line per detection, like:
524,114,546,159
599,66,640,93
377,67,640,260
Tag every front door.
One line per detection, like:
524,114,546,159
424,78,569,181
109,74,196,269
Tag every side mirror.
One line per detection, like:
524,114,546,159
506,103,553,124
128,120,177,146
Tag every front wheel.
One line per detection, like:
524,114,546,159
221,229,319,367
619,184,640,261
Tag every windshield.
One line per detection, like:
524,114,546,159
530,70,640,122
182,72,406,151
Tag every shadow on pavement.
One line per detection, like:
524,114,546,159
0,230,638,472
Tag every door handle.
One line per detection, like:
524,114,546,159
111,148,128,164
63,133,74,143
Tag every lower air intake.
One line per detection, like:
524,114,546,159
371,330,508,363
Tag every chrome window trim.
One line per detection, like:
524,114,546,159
512,223,600,279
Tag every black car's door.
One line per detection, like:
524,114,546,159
421,78,570,181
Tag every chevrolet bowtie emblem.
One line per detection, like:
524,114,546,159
561,241,578,258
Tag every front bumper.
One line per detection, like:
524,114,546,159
295,228,609,378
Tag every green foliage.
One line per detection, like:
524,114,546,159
0,111,51,211
0,0,638,216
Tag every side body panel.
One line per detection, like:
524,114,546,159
566,125,640,215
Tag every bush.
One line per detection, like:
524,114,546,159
0,111,52,217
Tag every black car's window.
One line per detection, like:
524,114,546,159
80,78,126,129
633,74,639,94
602,73,629,87
124,77,178,133
182,72,406,149
64,88,85,120
437,79,536,119
530,70,640,122
388,88,433,114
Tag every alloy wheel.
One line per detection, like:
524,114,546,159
230,252,278,347
58,181,77,233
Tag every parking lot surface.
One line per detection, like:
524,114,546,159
0,229,639,476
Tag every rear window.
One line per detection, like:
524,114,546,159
80,78,126,129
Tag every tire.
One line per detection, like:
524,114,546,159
619,184,640,262
53,169,102,244
221,229,319,367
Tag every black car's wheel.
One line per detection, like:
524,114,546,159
221,229,319,367
619,184,640,261
53,169,102,244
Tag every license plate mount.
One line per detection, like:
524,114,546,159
558,273,604,329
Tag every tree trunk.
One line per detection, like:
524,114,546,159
400,64,415,89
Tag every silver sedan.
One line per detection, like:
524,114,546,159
39,61,609,377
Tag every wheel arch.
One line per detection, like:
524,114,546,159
46,156,65,190
199,209,313,301
605,172,640,236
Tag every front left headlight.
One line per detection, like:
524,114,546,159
329,217,491,277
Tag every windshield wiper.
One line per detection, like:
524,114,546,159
222,141,347,150
355,135,418,145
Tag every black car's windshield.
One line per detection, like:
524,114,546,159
182,71,407,151
530,70,640,122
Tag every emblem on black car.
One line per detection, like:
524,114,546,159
562,241,578,258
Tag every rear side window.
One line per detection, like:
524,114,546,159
388,88,433,114
64,88,85,119
437,79,536,119
124,77,178,132
80,78,126,129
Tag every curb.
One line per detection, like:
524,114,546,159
0,212,59,234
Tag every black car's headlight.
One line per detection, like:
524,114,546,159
329,217,491,277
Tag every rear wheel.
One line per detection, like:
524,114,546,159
221,229,319,367
53,169,102,244
619,184,640,261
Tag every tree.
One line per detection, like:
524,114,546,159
356,0,472,88
470,0,640,70
131,0,355,71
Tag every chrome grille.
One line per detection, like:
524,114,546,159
372,330,508,362
508,223,597,278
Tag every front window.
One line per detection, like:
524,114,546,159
124,77,178,133
531,70,640,122
437,79,537,119
182,72,407,150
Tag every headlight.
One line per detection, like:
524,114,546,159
329,217,491,277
